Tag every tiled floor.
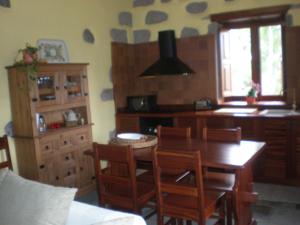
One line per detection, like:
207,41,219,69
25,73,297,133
76,182,300,225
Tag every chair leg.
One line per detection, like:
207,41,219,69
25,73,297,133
226,193,233,225
177,218,183,225
216,197,226,225
157,213,164,225
186,220,192,225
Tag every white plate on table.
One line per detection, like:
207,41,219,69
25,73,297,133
117,133,145,140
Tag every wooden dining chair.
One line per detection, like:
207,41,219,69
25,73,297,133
202,127,241,143
137,125,191,172
93,142,155,216
152,149,225,225
0,135,13,170
157,125,191,139
202,127,242,225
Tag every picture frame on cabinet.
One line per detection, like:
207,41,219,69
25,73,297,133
37,39,69,63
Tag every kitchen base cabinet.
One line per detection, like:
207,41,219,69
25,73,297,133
259,119,289,181
292,120,300,179
7,64,95,196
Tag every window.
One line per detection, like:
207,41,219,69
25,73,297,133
211,5,289,101
220,24,283,99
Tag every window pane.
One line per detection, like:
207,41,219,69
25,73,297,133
221,28,252,96
259,25,283,95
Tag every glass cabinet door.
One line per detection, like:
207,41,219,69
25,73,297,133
63,70,87,103
35,73,60,106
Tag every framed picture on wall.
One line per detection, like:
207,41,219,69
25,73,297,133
37,39,69,63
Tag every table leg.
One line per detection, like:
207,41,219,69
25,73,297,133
233,164,257,225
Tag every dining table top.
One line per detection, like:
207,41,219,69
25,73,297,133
135,138,266,170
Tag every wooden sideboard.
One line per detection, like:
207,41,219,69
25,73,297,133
116,111,300,186
7,63,95,196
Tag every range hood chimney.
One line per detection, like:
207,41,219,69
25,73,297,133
140,30,194,77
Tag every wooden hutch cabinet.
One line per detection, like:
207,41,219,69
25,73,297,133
6,63,95,195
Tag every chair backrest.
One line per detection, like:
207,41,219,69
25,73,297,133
152,149,205,223
157,125,191,139
93,143,137,211
202,127,241,143
0,135,13,170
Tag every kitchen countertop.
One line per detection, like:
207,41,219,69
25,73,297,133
117,108,300,118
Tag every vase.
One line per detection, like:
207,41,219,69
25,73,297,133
246,96,256,104
22,50,37,64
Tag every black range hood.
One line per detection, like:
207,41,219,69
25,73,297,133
140,30,194,77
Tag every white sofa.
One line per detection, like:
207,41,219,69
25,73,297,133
0,169,146,225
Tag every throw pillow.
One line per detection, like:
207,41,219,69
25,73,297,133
0,170,77,225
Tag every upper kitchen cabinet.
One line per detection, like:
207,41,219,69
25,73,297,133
32,64,89,111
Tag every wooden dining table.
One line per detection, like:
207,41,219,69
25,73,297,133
134,138,266,225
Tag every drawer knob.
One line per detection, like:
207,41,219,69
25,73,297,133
56,176,59,180
64,140,68,145
80,167,84,171
39,165,45,169
67,171,71,176
65,156,69,160
45,145,49,150
80,136,84,140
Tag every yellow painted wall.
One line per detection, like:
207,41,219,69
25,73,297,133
131,0,300,40
0,0,131,170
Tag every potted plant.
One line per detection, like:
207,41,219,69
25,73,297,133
14,43,40,81
246,81,260,104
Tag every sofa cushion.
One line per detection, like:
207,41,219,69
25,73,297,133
0,170,77,225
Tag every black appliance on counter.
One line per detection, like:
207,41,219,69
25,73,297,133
140,117,173,135
127,95,157,112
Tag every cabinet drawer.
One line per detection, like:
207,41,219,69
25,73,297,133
61,167,78,188
39,136,59,159
38,159,59,185
59,135,73,150
60,151,77,166
71,129,90,145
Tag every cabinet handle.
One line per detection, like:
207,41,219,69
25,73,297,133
56,176,59,180
80,136,84,140
64,140,68,145
45,145,49,150
67,171,71,176
80,167,84,171
65,156,69,160
92,176,96,180
32,98,38,102
39,165,45,169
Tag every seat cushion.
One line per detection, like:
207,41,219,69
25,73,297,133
0,170,77,225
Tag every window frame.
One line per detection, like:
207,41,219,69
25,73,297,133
211,5,289,102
